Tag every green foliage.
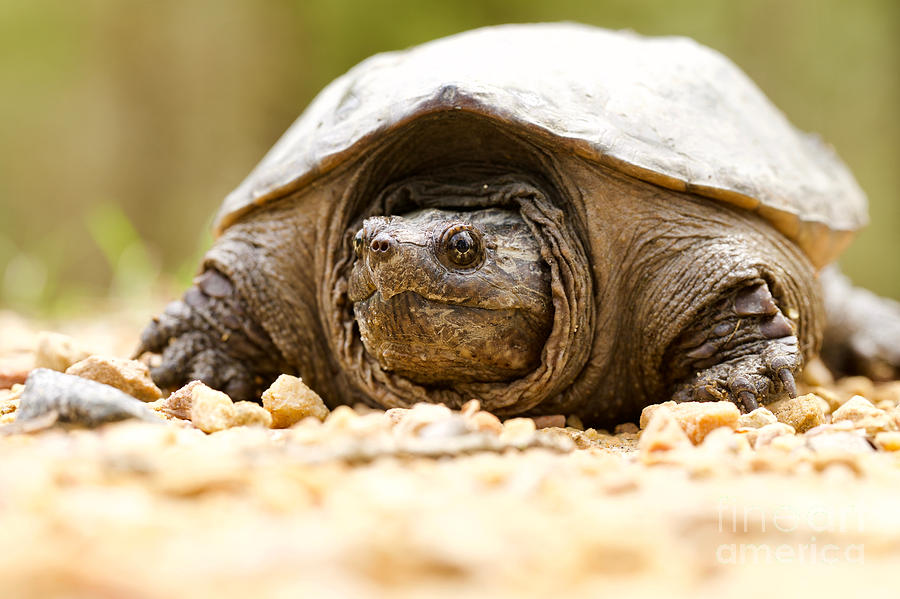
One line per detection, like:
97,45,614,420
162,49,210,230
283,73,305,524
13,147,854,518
0,0,898,313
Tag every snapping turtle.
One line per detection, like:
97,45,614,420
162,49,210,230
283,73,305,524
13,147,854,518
137,23,899,424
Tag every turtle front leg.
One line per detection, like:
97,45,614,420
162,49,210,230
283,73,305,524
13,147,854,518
136,269,285,401
668,281,801,411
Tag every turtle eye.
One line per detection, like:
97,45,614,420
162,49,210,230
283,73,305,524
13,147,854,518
438,224,483,269
353,230,365,257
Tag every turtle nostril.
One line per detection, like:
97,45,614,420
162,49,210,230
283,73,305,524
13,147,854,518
369,234,395,254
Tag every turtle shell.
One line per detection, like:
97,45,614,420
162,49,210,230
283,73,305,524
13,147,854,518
215,23,867,268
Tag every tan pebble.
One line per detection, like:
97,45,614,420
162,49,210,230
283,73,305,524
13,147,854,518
391,403,455,437
638,407,691,455
751,422,796,449
832,395,893,435
832,394,883,420
468,411,503,435
836,376,875,402
500,417,536,442
767,394,826,433
641,401,738,444
33,331,92,372
800,357,834,387
873,382,900,407
565,414,584,430
639,401,676,430
231,401,273,428
66,355,162,401
0,368,29,389
384,407,409,424
417,415,470,439
157,380,203,420
806,431,873,454
190,384,235,434
700,426,749,454
409,402,453,419
736,407,777,429
874,431,900,451
768,433,807,452
876,399,896,411
808,386,841,413
261,374,329,428
614,422,639,434
532,414,566,429
323,405,360,431
460,399,481,416
672,401,740,444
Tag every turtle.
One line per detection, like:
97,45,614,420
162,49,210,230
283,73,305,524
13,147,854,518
136,23,900,425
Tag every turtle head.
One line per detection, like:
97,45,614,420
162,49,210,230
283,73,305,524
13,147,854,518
348,208,553,385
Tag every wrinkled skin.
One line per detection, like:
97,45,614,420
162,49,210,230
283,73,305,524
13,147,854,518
137,115,900,426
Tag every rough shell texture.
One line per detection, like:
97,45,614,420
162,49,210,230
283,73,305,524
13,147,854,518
216,23,867,268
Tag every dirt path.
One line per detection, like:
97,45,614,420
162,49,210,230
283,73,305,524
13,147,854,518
1,309,898,598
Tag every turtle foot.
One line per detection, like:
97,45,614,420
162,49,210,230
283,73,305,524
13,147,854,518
135,269,282,401
821,266,900,381
669,281,802,411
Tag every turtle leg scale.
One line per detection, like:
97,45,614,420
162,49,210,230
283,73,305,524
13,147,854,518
670,281,801,412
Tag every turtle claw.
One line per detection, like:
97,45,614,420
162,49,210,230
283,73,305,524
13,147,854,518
777,368,797,398
736,390,759,412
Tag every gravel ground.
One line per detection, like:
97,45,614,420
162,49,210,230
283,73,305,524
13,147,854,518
1,309,899,598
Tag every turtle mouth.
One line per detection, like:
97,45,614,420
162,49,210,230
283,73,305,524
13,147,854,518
353,290,550,385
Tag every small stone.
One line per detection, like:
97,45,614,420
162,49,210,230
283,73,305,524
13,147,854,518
66,355,162,402
874,431,900,451
467,410,503,435
261,374,329,428
11,368,158,429
749,422,796,449
0,368,29,389
499,417,537,443
231,401,273,428
808,386,841,413
532,414,566,429
156,380,203,420
33,332,92,372
460,399,481,417
323,405,360,431
699,426,750,454
639,401,676,430
831,395,892,435
565,414,584,430
806,431,873,454
800,356,834,387
417,415,470,439
613,422,639,434
767,393,826,433
873,382,900,408
836,376,875,402
654,401,740,445
190,384,235,434
638,407,691,455
736,407,777,429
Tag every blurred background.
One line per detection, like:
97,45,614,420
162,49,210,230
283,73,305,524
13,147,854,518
1,0,897,316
